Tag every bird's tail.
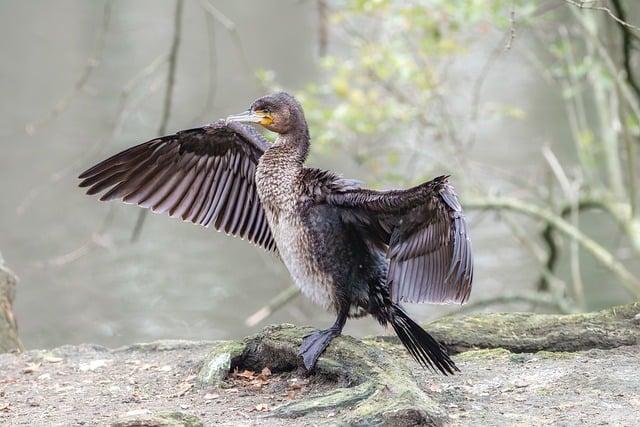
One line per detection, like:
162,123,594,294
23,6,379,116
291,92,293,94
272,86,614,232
388,305,458,375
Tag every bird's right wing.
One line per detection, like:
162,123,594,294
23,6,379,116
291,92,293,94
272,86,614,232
325,176,473,304
79,120,277,251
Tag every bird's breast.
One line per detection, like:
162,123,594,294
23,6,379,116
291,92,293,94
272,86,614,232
268,212,336,309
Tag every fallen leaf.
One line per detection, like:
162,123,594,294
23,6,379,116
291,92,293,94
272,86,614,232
44,356,63,363
259,367,271,378
203,393,220,401
234,369,256,380
253,403,270,412
22,364,40,374
172,382,193,397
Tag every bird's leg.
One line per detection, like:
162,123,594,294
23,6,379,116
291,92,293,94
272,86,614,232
298,306,348,370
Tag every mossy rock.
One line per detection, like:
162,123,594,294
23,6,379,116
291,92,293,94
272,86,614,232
199,324,449,425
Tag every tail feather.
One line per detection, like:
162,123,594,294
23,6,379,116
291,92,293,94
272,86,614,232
389,306,458,375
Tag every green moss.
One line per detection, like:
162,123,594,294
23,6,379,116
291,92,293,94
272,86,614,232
535,350,576,359
455,348,511,361
196,340,245,387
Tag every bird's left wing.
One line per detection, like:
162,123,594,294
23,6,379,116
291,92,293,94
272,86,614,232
78,120,277,251
325,176,473,304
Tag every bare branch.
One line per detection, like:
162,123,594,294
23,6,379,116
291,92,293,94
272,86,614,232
25,0,113,135
199,0,255,82
562,0,640,32
245,286,301,327
130,0,184,243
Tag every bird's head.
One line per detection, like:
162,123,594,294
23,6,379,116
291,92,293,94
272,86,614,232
226,92,307,136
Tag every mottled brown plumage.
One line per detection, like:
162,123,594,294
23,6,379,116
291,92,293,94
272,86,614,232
79,92,473,374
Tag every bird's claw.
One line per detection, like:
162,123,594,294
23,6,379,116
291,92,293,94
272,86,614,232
298,328,341,370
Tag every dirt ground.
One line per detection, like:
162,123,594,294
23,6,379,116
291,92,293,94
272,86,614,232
1,339,639,426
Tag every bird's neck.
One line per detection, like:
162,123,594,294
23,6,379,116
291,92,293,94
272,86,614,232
272,131,310,166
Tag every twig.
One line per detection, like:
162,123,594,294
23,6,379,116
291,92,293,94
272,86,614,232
610,0,640,101
499,212,568,298
504,2,516,51
571,7,640,122
245,286,301,327
25,0,113,135
541,146,585,307
195,5,218,123
40,206,117,268
130,0,184,243
199,0,255,82
317,0,329,57
562,0,640,32
16,62,166,217
610,0,639,218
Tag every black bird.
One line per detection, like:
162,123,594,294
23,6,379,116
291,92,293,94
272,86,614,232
79,92,473,374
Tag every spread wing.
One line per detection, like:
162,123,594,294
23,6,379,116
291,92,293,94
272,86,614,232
326,176,473,304
78,120,277,251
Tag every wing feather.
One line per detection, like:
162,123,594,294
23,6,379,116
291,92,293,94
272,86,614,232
79,120,276,252
326,175,473,304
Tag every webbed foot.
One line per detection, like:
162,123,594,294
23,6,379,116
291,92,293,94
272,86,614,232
298,327,342,370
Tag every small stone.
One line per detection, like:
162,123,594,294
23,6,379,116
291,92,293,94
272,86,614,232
22,364,40,374
26,397,40,407
79,359,110,372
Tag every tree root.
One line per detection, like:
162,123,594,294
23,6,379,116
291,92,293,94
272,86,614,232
427,302,640,354
199,324,448,425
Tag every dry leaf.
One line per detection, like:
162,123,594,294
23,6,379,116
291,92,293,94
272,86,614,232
234,370,256,380
22,364,40,374
172,382,193,397
254,403,270,412
203,393,220,401
43,356,63,363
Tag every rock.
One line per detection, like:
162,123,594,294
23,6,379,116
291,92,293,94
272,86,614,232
112,411,203,427
0,253,23,353
196,341,245,387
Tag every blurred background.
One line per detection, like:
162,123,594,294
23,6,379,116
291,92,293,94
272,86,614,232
1,0,639,350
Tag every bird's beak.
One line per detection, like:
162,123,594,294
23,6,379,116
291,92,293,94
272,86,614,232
225,110,272,126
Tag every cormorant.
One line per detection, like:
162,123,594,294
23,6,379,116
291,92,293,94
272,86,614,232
79,92,473,374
